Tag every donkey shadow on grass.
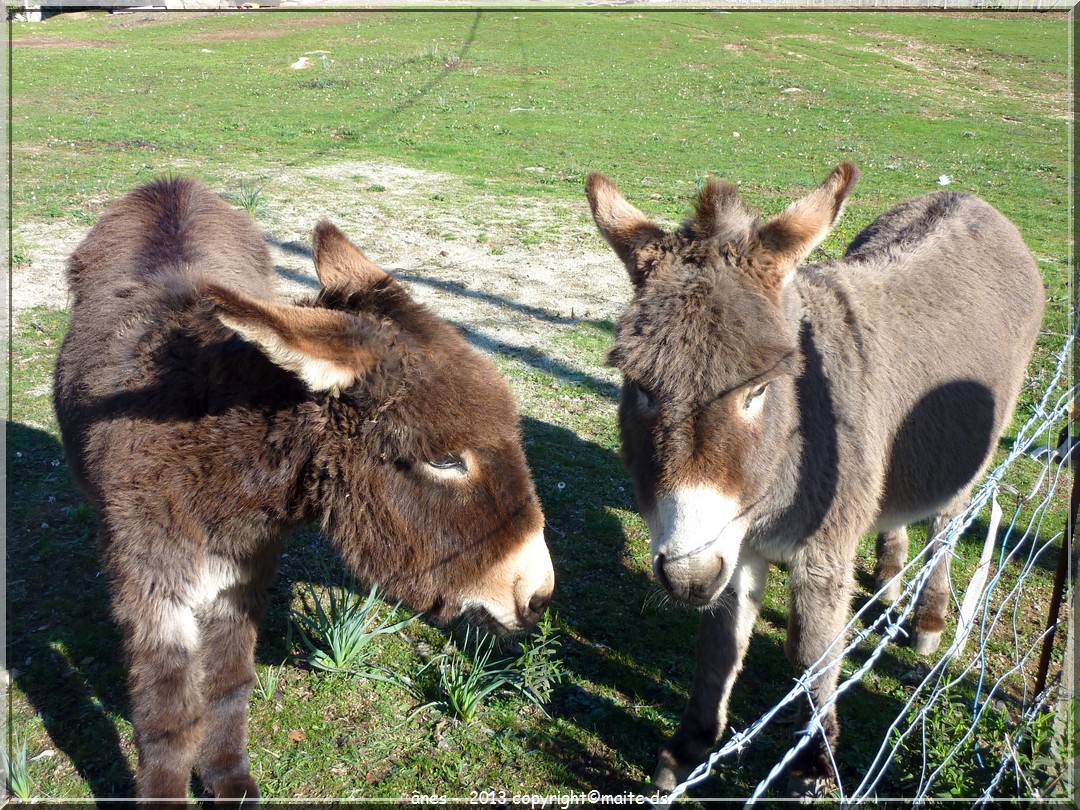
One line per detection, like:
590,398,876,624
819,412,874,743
3,423,1022,801
8,420,135,798
517,415,692,792
6,377,1034,800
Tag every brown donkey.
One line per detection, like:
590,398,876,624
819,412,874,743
586,163,1043,793
54,177,554,804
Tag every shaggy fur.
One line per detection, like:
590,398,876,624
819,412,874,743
587,163,1044,793
54,177,552,804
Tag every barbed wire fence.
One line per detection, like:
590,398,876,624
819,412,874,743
665,334,1075,804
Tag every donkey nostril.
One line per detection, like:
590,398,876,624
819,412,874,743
655,553,674,593
529,592,550,615
526,591,551,622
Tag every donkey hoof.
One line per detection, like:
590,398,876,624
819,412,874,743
912,628,943,655
653,746,698,795
875,577,902,603
785,774,833,802
209,774,259,804
652,761,679,794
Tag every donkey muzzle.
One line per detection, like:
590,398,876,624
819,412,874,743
654,549,729,607
646,487,747,607
460,528,554,635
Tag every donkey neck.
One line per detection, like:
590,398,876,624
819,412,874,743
745,274,872,559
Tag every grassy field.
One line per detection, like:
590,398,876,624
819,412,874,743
7,9,1073,803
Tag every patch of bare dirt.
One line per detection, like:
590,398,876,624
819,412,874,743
10,36,117,48
847,41,1070,120
194,12,371,41
12,159,630,379
105,11,213,29
12,221,85,314
768,32,838,45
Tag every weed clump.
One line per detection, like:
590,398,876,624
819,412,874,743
419,612,567,724
291,578,416,676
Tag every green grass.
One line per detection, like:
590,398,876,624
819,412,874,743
8,9,1072,804
418,626,551,725
11,11,1069,344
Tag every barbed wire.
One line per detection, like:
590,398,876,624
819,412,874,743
664,335,1074,804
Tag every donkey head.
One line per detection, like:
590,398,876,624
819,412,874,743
587,163,857,607
207,223,554,635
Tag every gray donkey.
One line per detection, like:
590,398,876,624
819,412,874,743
586,162,1044,793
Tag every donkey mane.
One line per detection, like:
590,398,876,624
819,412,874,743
681,178,761,250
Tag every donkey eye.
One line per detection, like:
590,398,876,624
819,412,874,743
744,383,769,408
427,453,467,472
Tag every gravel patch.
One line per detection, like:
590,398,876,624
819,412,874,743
13,159,631,381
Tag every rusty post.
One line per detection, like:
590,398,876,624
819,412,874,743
1034,452,1077,699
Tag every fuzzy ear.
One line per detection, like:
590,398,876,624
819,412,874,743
312,220,389,293
207,285,382,393
585,173,666,287
756,161,859,286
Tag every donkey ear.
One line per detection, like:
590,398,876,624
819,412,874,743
756,161,859,285
312,220,390,293
586,173,666,287
207,285,382,393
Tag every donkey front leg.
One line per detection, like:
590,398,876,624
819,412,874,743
654,551,769,793
123,599,205,806
195,551,280,804
784,540,857,794
873,527,908,603
194,595,261,803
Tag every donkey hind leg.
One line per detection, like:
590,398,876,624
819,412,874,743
125,598,205,805
784,541,857,796
653,551,769,794
911,492,969,656
873,527,908,603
